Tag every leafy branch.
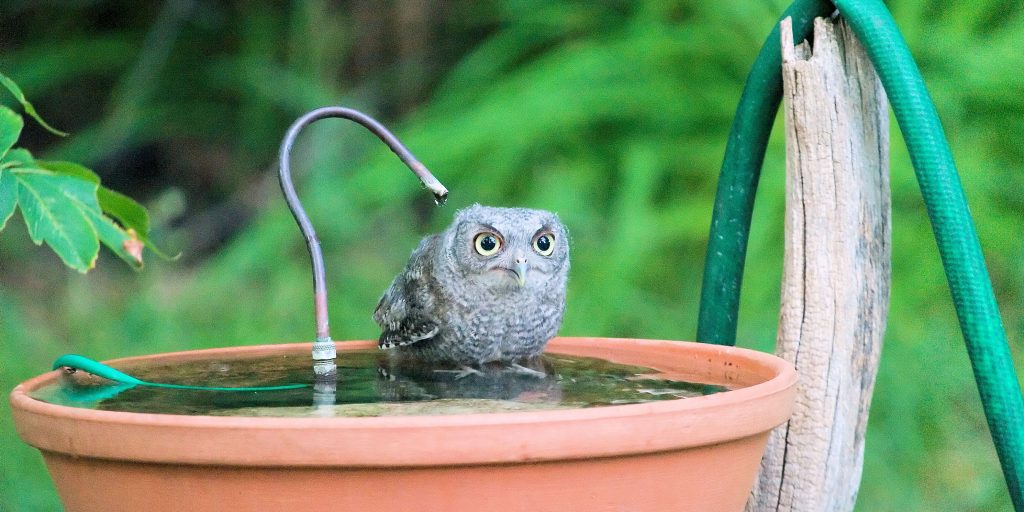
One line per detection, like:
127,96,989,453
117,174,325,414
0,72,169,272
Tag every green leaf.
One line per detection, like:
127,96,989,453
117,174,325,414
0,148,34,169
36,159,176,261
36,160,148,232
83,207,144,269
0,105,23,160
0,168,15,230
35,159,100,183
0,72,67,137
96,186,150,235
14,169,101,272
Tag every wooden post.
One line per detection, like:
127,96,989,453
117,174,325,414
747,16,891,511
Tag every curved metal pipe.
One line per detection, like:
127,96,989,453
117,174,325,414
278,106,448,376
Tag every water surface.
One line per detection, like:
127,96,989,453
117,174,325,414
30,350,729,417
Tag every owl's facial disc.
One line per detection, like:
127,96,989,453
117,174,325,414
451,210,565,290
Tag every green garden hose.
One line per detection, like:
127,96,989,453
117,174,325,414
697,0,1024,507
696,0,834,345
53,354,308,392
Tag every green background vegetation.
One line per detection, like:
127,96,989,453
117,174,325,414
2,1,1022,510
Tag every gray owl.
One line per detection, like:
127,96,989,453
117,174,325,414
373,204,569,373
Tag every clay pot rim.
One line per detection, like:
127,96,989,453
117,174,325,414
11,337,796,466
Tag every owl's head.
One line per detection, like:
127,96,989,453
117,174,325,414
442,204,569,290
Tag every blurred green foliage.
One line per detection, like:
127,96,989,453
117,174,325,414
1,0,1022,510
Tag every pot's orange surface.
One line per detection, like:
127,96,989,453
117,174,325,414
10,337,796,512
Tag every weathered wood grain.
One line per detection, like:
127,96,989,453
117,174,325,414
746,16,891,512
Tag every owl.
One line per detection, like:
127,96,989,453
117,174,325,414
373,204,569,373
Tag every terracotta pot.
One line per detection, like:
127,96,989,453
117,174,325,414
10,337,796,512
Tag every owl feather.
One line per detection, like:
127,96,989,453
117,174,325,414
373,204,569,365
374,235,442,348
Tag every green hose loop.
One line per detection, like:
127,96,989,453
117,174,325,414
696,0,834,345
833,1,1024,507
53,354,308,392
698,0,1024,507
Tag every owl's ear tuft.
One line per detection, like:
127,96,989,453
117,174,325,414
453,203,485,223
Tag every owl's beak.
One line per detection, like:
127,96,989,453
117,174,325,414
512,261,529,287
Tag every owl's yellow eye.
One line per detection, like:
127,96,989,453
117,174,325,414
474,232,502,256
533,233,555,256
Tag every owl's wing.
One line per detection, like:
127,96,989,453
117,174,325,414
373,235,441,349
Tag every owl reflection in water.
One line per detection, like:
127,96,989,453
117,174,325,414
373,204,569,376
